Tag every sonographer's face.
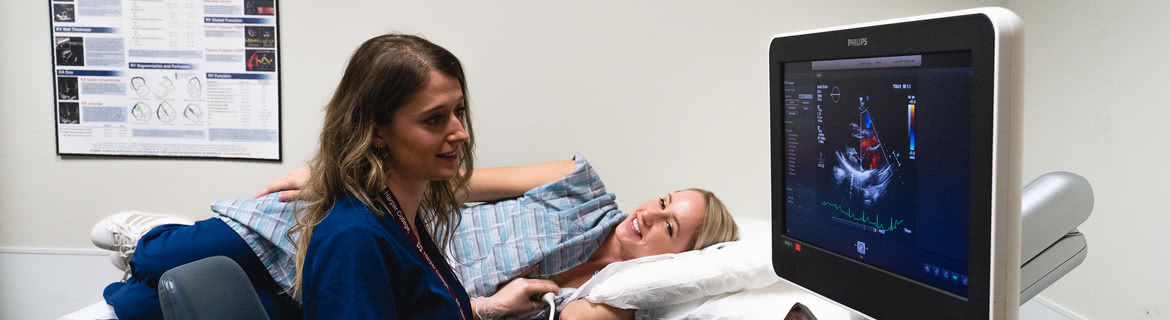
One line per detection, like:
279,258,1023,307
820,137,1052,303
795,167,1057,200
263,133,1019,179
374,70,469,183
615,190,706,260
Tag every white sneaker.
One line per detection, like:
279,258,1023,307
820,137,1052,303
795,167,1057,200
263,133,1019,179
90,211,196,272
110,251,133,281
109,251,129,272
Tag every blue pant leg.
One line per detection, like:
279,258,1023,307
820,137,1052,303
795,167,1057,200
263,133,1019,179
109,217,300,319
103,276,163,320
129,218,259,282
105,218,251,320
104,277,303,320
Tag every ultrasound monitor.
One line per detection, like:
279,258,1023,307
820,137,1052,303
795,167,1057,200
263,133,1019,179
770,8,1026,319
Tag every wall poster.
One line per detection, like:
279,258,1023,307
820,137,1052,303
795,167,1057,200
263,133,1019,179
49,0,281,160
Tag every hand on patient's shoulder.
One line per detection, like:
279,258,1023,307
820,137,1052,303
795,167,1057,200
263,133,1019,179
473,278,559,319
256,166,310,201
560,299,633,320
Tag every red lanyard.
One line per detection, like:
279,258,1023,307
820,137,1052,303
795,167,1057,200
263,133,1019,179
379,188,467,320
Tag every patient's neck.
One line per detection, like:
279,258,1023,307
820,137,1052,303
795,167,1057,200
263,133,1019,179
589,230,624,264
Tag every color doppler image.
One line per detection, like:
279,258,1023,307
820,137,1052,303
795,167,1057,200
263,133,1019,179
246,49,276,72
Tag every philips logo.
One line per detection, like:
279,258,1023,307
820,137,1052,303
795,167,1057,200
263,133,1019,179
847,37,868,47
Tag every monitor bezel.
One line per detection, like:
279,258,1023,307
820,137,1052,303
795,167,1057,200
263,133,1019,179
770,13,999,319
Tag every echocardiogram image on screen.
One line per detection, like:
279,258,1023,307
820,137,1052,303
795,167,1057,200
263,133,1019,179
245,49,276,72
782,52,973,297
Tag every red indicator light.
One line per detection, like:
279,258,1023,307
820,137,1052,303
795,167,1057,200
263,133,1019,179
795,243,802,252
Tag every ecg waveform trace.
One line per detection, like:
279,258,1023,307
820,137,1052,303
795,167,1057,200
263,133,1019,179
821,201,904,232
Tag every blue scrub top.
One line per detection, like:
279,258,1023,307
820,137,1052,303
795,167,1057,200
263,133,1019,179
301,195,473,319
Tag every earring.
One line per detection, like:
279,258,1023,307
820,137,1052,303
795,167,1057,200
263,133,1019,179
373,144,388,158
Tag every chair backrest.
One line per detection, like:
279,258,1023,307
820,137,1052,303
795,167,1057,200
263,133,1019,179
158,256,271,320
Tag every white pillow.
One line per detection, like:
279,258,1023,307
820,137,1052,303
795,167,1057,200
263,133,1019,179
638,280,859,320
573,216,778,310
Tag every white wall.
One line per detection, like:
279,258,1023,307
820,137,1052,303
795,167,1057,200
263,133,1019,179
0,0,999,248
1007,0,1170,319
13,0,1167,319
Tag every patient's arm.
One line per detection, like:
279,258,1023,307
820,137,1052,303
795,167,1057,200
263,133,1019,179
256,160,575,203
459,160,575,202
559,300,634,320
256,166,310,201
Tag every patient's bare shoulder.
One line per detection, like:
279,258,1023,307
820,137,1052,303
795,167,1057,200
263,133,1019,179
560,299,633,320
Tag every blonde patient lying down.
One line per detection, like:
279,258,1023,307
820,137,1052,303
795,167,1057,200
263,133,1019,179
92,155,740,319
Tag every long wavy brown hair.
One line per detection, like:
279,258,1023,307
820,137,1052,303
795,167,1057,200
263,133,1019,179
289,34,475,298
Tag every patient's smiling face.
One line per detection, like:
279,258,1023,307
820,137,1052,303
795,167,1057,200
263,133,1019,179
614,190,707,260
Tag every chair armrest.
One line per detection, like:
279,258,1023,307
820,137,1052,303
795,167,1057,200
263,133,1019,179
158,256,271,320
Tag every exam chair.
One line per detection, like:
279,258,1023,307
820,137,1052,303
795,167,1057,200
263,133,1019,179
157,256,270,320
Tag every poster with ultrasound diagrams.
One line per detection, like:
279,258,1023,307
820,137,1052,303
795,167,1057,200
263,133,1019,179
49,0,281,160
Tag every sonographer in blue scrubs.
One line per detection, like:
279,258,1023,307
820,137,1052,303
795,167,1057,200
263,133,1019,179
290,33,480,319
300,194,473,319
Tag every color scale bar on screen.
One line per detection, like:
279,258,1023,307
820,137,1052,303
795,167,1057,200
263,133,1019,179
908,104,915,151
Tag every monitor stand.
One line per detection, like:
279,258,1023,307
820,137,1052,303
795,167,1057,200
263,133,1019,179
1018,171,1092,304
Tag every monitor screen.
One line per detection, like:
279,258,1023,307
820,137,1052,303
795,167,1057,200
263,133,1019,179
781,52,972,298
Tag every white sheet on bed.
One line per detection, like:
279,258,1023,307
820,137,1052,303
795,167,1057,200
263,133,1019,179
637,278,867,320
59,301,116,320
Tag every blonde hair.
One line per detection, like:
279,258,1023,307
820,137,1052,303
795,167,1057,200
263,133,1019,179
288,34,475,298
685,188,740,250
